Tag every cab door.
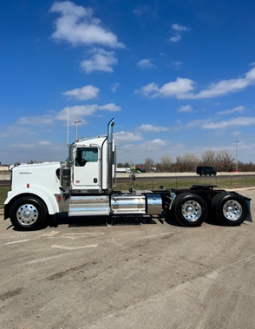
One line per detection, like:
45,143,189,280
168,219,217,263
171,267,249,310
73,147,101,189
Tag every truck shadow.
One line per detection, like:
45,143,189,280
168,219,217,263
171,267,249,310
52,212,222,228
52,213,161,228
53,214,229,228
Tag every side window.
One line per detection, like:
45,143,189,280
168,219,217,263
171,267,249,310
75,148,98,166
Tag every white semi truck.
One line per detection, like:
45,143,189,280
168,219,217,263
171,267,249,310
4,119,252,230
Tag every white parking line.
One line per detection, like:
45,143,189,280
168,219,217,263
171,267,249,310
4,238,40,245
24,254,67,265
52,244,98,250
41,231,60,237
61,232,104,239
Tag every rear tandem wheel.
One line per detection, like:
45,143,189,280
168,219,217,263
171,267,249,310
211,192,248,226
172,192,208,227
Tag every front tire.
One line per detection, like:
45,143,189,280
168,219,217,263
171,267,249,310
172,193,208,226
212,193,248,226
10,197,48,230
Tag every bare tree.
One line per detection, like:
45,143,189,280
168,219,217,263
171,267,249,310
201,150,216,165
117,162,124,168
175,153,199,172
155,162,163,172
144,157,154,172
160,155,173,172
128,160,134,168
215,150,234,172
238,161,255,171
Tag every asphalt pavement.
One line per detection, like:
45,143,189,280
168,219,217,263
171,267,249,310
1,188,255,329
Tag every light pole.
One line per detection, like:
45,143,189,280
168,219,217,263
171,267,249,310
75,120,81,140
234,140,239,171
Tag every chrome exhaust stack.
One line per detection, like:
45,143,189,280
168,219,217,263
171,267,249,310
60,144,73,189
107,118,115,193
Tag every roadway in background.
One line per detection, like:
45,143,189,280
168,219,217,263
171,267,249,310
1,171,255,187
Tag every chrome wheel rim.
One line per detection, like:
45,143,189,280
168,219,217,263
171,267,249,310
223,200,242,221
16,204,39,225
181,200,202,222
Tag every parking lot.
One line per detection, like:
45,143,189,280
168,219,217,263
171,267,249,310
1,188,255,329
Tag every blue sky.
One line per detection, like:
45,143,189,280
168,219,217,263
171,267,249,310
1,0,255,165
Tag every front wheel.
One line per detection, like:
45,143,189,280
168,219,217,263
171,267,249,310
10,197,48,230
172,193,208,226
212,193,248,226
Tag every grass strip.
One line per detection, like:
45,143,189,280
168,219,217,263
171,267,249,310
1,176,254,209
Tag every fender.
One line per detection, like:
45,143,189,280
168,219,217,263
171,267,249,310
4,184,60,217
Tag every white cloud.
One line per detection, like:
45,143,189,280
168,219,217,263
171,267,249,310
63,85,99,100
202,117,255,129
139,124,168,132
13,103,121,130
169,34,181,42
56,105,96,122
141,139,168,149
16,114,54,125
171,60,182,70
135,82,159,97
153,78,194,98
136,78,195,99
114,131,143,142
50,1,124,48
185,119,210,128
136,67,255,99
173,119,211,131
193,67,255,99
111,82,119,92
11,143,34,149
133,5,150,17
216,105,245,115
80,48,117,73
38,140,52,146
56,103,121,122
169,23,190,42
178,105,193,112
0,125,38,139
172,23,189,31
98,103,121,112
137,58,155,69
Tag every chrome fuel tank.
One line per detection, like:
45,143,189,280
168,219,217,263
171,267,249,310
111,195,146,214
110,193,162,215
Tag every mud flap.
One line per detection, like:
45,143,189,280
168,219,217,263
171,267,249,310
244,197,253,222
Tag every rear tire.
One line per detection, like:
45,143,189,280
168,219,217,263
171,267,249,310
10,197,48,230
172,193,208,227
211,193,248,226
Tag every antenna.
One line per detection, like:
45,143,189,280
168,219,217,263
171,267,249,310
67,108,69,145
75,120,81,140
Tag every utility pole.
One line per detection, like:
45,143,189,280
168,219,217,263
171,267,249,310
75,120,81,140
234,140,239,171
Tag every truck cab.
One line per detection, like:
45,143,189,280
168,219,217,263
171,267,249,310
61,119,115,194
71,137,110,191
